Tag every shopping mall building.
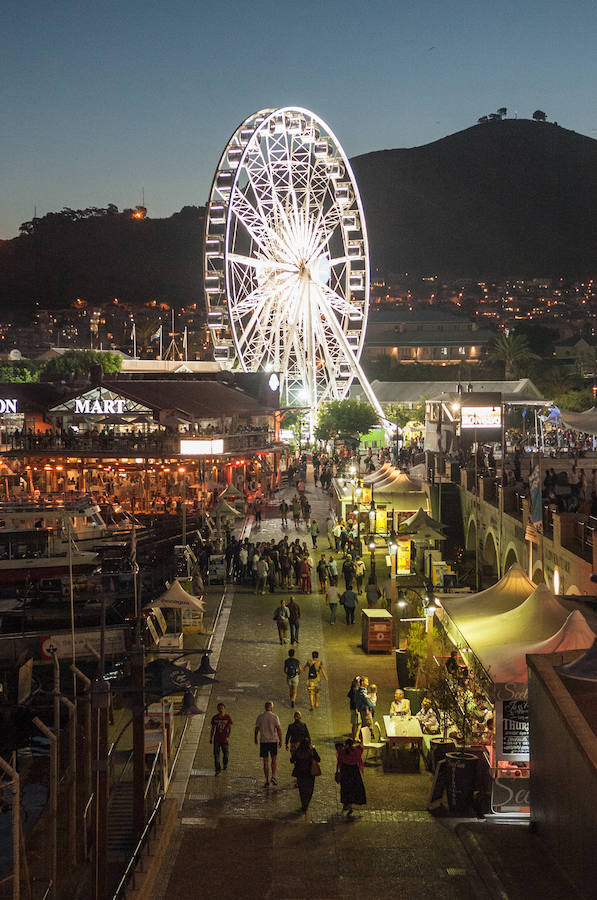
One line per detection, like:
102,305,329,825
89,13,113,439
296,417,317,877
0,372,283,505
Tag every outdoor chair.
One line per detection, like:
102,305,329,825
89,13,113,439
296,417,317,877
360,726,385,763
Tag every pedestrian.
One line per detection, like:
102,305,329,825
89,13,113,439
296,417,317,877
287,595,301,645
354,556,366,593
273,597,290,644
336,738,366,818
279,499,289,528
310,519,320,548
292,497,301,529
326,581,340,624
209,702,233,775
316,555,328,593
347,676,362,740
342,555,355,590
255,556,268,595
326,516,335,549
327,555,338,586
254,701,283,787
292,738,321,814
285,710,310,755
333,520,342,551
304,651,328,710
283,648,302,707
340,585,358,625
299,554,312,593
365,576,382,608
254,499,262,525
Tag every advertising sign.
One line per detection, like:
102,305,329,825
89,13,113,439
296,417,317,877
0,399,18,414
180,439,224,455
461,406,502,429
40,628,127,660
396,537,411,575
495,697,529,761
375,508,387,535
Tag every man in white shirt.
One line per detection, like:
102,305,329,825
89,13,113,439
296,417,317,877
254,701,283,787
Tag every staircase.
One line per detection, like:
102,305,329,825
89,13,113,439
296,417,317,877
107,782,135,860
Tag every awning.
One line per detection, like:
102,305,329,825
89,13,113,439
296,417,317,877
558,408,597,435
399,507,446,542
149,579,205,614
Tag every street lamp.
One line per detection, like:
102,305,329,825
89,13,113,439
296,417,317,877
397,598,407,649
369,539,376,576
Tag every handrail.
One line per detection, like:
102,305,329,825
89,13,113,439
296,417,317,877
111,795,164,900
144,744,162,800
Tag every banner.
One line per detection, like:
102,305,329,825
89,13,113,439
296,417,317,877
495,695,529,761
396,538,411,575
529,457,543,531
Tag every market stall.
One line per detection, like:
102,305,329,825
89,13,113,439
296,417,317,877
436,571,595,815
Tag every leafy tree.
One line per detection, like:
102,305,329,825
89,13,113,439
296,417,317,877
554,387,595,412
0,363,38,382
532,110,547,122
490,332,539,379
384,401,426,429
315,399,379,443
39,350,122,380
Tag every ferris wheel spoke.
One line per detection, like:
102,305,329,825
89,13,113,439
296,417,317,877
317,283,360,321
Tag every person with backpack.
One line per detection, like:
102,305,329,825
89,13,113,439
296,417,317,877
316,555,328,593
310,518,320,548
283,648,302,707
303,651,328,710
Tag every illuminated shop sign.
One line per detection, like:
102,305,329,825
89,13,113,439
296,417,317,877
180,439,224,456
75,398,128,415
0,399,18,414
461,405,502,429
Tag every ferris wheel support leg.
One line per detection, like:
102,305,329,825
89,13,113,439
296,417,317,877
322,306,391,439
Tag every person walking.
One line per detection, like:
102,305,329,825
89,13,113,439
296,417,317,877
279,499,289,529
287,595,301,645
254,701,283,787
209,702,233,775
316,555,328,593
310,519,320,548
255,556,268,595
333,521,343,551
354,556,366,593
336,738,366,818
292,496,301,529
340,585,358,625
326,582,340,625
285,710,311,754
326,516,335,549
292,738,321,814
304,651,328,709
365,576,382,608
342,555,355,590
273,598,290,644
327,555,338,586
283,648,302,707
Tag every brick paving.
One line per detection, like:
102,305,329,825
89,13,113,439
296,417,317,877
151,473,504,899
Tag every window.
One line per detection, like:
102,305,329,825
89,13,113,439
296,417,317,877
459,346,466,355
441,347,448,357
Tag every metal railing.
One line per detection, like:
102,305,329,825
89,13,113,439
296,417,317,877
111,795,164,900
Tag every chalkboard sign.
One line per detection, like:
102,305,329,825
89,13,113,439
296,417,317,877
501,699,529,758
428,758,448,804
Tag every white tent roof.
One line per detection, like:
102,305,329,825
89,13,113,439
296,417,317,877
363,463,394,485
441,563,535,628
400,507,446,541
461,583,570,652
478,609,595,684
559,408,597,435
150,580,205,614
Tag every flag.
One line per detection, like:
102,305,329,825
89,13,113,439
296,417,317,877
150,326,161,341
529,457,543,532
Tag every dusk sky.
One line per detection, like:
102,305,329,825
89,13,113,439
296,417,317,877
3,0,597,240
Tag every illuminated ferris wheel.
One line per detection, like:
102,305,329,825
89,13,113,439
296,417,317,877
204,106,384,424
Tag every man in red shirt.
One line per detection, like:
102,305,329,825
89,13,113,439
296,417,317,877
210,702,233,775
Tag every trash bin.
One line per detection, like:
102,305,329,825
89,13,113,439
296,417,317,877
395,649,414,687
430,738,455,773
445,751,477,813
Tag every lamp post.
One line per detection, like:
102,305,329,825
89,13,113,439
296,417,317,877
396,597,407,650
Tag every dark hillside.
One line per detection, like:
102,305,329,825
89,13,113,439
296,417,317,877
351,119,597,277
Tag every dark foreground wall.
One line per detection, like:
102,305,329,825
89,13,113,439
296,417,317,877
527,651,597,899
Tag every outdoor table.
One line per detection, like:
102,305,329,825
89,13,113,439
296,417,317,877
383,715,423,771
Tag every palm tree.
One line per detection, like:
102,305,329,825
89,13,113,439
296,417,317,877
491,333,539,380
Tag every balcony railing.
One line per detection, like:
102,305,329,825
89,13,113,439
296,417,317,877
3,428,274,456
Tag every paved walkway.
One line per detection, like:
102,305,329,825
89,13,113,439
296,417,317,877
151,472,577,900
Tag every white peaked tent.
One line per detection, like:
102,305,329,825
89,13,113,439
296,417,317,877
440,564,535,631
400,507,446,542
362,463,394,484
149,580,206,614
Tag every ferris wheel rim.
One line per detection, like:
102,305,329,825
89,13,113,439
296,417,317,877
205,106,372,410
